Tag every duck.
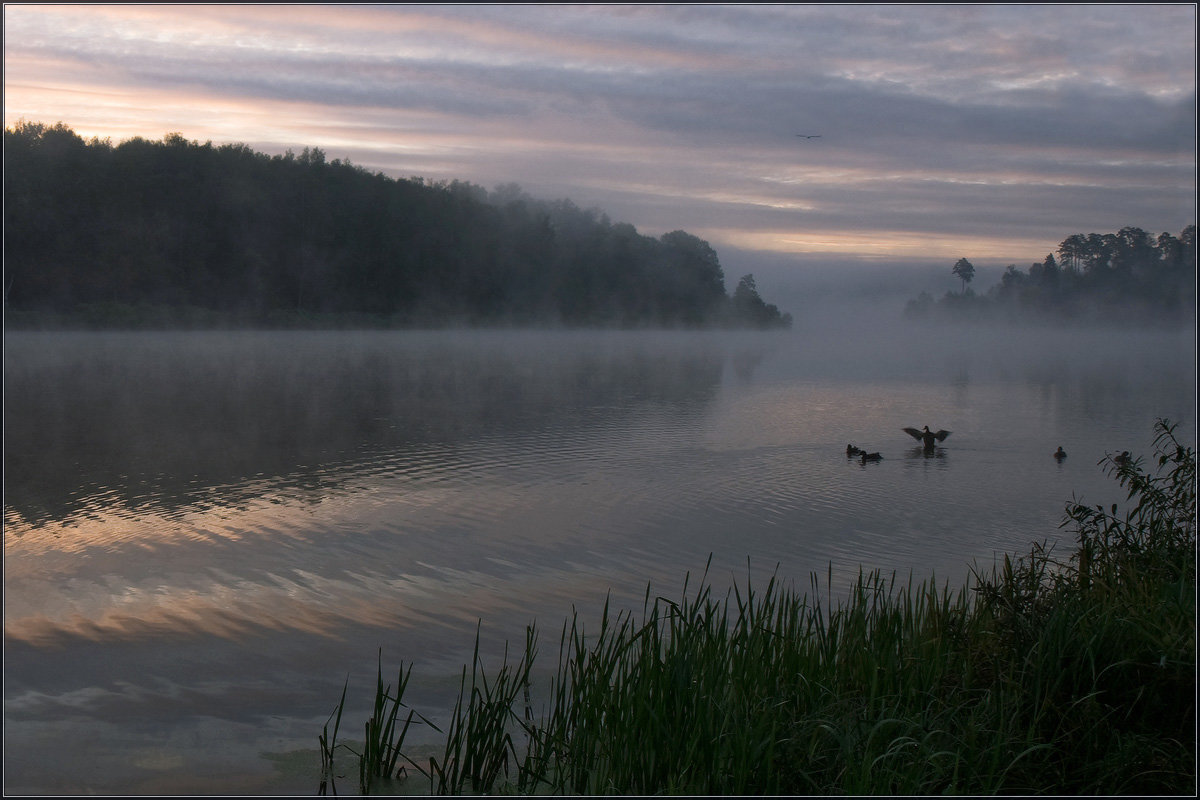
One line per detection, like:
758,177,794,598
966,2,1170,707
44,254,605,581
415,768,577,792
1114,450,1131,466
860,451,883,463
1054,446,1067,460
903,425,951,454
846,444,864,457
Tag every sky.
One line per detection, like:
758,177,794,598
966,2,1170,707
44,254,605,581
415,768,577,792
3,3,1196,294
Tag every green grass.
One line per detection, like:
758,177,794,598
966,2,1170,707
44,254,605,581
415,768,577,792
321,418,1196,795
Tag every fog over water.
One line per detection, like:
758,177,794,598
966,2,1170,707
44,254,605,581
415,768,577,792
3,298,1195,794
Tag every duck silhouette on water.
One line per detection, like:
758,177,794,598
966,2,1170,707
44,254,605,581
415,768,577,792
904,425,951,455
902,424,950,455
847,444,881,463
1054,446,1067,461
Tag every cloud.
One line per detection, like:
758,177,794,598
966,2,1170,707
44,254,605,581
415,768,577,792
3,3,1195,271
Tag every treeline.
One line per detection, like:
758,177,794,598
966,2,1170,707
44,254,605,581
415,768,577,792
3,121,790,329
905,225,1195,324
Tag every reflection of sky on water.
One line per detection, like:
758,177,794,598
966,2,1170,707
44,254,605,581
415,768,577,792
3,325,1195,794
5,332,731,657
4,330,729,526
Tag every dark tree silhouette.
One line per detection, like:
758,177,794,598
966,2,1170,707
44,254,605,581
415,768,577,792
3,121,792,330
908,225,1195,324
730,274,791,328
951,257,976,293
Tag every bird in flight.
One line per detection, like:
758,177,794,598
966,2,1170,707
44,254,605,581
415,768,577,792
796,134,822,139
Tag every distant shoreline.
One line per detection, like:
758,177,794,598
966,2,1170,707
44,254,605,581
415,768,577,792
2,305,792,332
5,303,1192,333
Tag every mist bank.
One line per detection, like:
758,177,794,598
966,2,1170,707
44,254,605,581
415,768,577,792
3,121,789,330
722,229,1195,332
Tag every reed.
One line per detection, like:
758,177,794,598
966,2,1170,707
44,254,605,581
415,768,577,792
426,623,536,794
323,418,1195,794
317,678,346,796
354,651,421,795
317,650,430,796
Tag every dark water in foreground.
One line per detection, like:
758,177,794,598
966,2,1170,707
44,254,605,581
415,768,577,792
3,322,1195,794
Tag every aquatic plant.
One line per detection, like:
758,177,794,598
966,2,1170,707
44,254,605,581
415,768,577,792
356,653,422,795
967,417,1195,793
318,651,429,796
425,623,537,795
317,679,345,796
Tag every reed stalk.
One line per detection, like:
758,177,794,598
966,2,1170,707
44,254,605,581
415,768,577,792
317,678,346,796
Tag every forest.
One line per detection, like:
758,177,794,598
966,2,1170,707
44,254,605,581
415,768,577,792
905,225,1195,325
3,121,791,329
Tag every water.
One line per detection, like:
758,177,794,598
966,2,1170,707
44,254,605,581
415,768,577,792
4,322,1195,795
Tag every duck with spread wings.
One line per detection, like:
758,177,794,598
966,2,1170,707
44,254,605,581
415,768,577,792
904,425,951,454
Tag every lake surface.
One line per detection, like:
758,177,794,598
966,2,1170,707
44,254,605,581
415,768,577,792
4,320,1195,794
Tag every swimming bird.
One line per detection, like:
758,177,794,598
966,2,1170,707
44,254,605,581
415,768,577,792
847,444,863,457
1114,450,1131,465
1054,446,1067,460
860,451,882,463
904,425,951,454
796,134,822,139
